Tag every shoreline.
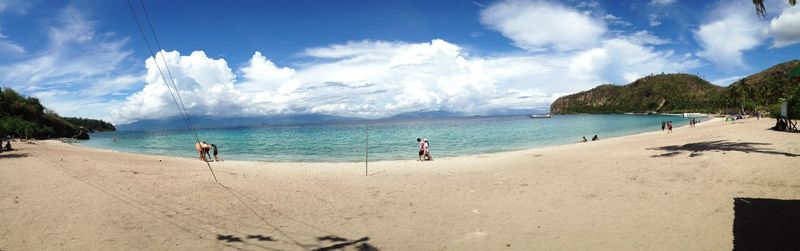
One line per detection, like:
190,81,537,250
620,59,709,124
70,117,718,164
2,117,797,250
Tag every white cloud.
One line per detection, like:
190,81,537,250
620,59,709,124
113,35,700,124
569,38,699,84
111,0,703,124
711,75,745,86
0,0,32,14
604,14,632,27
113,51,243,122
623,30,671,45
695,1,765,69
649,0,676,6
766,6,800,48
575,1,599,9
480,0,606,51
0,34,24,54
0,7,138,121
649,14,662,27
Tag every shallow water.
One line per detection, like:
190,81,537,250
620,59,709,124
79,114,697,162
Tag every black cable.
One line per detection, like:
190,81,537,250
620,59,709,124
126,0,219,183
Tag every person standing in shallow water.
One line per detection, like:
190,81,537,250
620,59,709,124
662,121,666,131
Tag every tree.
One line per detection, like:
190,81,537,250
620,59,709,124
753,0,797,18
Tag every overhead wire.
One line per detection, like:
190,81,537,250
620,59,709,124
125,0,219,183
123,2,366,248
137,0,201,144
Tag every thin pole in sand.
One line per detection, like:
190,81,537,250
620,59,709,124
365,125,369,176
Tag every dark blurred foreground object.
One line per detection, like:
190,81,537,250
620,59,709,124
733,198,800,250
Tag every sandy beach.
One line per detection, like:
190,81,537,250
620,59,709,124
1,117,799,250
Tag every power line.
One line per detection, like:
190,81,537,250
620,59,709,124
137,0,200,143
126,0,219,183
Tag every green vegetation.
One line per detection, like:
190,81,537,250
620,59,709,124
64,117,116,133
0,87,115,140
550,74,725,114
550,60,800,118
727,60,800,118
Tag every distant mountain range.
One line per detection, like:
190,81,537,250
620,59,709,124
116,114,360,131
116,108,550,131
550,60,800,115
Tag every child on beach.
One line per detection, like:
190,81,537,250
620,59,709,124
417,138,424,161
667,121,673,133
211,144,222,161
423,138,433,161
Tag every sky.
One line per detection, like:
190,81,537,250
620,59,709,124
0,0,799,125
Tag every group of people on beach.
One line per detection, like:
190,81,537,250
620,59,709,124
194,141,221,162
580,135,599,142
661,121,673,133
689,118,698,127
417,138,433,161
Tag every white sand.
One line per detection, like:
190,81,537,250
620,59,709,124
1,117,799,250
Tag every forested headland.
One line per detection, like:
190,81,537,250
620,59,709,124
0,87,115,140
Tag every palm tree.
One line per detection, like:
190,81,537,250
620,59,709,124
753,0,797,18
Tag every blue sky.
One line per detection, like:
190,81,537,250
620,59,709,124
0,0,798,124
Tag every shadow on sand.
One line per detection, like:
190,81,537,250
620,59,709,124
733,198,800,250
647,140,800,158
0,152,29,159
215,233,378,250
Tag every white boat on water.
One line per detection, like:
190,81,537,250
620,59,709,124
529,114,552,119
682,113,708,117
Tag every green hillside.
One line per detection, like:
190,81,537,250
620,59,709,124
551,60,800,116
0,87,115,139
725,60,800,115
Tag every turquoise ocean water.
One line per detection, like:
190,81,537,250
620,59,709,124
79,115,698,162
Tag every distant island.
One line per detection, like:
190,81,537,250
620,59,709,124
0,87,115,140
551,60,800,116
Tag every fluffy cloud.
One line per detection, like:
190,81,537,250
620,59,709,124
695,1,764,69
0,8,138,120
570,38,698,84
111,0,700,124
480,0,606,51
767,6,800,48
113,51,242,121
113,35,699,124
114,40,534,123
